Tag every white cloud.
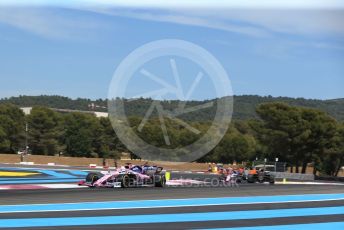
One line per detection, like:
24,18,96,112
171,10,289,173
94,9,269,38
203,9,344,37
81,6,344,40
0,8,105,40
1,0,344,10
0,4,343,49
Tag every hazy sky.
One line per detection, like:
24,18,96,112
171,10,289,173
0,1,343,100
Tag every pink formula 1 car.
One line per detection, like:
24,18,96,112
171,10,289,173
83,165,166,188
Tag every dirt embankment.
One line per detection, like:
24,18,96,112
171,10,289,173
3,153,341,176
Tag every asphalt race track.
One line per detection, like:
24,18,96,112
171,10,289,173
0,164,343,229
2,183,344,204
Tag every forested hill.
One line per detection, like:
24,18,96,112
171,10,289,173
1,95,343,121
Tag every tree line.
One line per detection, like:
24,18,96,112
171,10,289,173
1,95,344,121
0,102,343,176
0,105,124,160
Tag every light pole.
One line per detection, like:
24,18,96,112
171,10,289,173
23,122,29,162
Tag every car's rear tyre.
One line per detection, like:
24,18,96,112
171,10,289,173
247,174,256,183
154,174,166,187
119,174,131,188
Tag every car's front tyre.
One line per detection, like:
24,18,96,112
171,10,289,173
85,172,103,187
